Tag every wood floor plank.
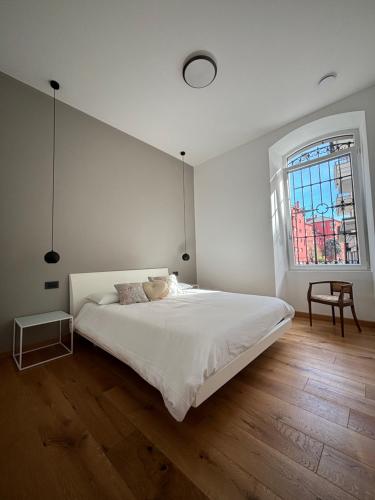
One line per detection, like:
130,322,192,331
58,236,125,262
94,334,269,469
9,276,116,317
318,446,375,500
251,353,365,397
334,354,375,382
305,372,366,399
305,378,375,418
281,331,375,361
107,429,208,500
105,387,348,500
348,409,375,440
48,355,135,450
197,392,324,472
1,317,375,499
223,377,375,468
267,342,337,365
101,342,325,477
103,385,280,500
246,357,309,390
365,384,375,401
274,337,337,363
263,349,375,386
20,366,136,500
49,352,210,499
238,368,350,426
0,359,36,443
186,406,355,500
0,427,69,500
288,323,375,350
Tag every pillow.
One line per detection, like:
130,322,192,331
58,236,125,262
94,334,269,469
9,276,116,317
143,281,169,301
86,291,119,305
149,274,179,296
177,282,193,290
114,282,149,305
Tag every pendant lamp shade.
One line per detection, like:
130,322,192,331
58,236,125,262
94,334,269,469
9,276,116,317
180,151,190,262
44,80,60,264
44,250,60,263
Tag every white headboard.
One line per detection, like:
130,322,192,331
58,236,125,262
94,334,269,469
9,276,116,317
69,268,169,317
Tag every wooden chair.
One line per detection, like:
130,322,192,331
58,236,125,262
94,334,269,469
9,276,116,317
307,281,361,337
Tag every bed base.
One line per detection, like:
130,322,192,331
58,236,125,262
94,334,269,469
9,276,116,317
75,318,291,408
193,317,291,406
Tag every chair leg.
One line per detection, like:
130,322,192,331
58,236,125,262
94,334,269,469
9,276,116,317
351,305,362,332
308,300,312,327
331,306,336,325
339,307,344,337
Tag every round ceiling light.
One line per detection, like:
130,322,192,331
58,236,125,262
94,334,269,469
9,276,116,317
183,54,217,88
318,72,337,86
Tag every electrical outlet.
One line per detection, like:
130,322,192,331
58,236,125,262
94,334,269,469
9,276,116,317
45,281,59,289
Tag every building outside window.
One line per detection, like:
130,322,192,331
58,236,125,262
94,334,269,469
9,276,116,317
286,133,361,266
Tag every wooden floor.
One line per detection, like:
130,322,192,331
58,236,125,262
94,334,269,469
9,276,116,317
1,318,375,500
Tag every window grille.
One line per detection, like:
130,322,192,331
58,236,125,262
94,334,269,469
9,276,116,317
286,135,359,265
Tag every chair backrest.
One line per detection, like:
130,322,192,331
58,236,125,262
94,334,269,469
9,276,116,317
330,281,353,296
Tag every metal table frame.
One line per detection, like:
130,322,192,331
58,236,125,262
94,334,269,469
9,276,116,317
13,311,73,371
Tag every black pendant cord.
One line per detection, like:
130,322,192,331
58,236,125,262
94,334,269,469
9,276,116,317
51,86,56,250
44,79,60,264
180,151,190,261
182,154,187,253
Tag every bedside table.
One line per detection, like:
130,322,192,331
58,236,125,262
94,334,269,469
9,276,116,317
13,311,73,371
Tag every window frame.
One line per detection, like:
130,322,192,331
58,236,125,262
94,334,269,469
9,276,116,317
283,129,369,271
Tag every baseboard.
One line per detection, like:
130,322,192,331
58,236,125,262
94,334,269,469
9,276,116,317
294,310,375,328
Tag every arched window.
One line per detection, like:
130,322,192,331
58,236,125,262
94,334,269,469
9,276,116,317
285,132,363,266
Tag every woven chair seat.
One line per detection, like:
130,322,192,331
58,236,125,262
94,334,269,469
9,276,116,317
311,294,351,304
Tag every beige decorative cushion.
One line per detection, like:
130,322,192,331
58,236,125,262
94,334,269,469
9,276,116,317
114,282,149,305
149,274,179,296
143,281,169,301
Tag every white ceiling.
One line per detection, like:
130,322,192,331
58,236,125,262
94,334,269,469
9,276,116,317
1,0,375,166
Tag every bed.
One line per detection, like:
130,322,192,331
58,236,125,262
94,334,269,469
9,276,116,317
70,268,294,421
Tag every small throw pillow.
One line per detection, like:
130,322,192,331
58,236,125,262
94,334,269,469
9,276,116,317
86,292,119,305
114,282,149,305
143,281,169,301
177,282,193,290
149,274,179,296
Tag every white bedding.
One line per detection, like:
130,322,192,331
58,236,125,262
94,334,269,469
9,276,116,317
75,289,294,421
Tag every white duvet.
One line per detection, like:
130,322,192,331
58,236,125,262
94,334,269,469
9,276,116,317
75,289,294,421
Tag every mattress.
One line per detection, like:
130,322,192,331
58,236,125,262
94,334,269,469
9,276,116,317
75,289,294,420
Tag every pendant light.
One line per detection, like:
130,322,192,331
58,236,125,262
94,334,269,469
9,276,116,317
44,80,60,264
180,151,190,261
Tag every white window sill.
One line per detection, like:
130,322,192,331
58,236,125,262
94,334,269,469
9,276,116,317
288,265,370,272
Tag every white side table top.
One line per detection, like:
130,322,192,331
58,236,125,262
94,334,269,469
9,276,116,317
15,311,73,329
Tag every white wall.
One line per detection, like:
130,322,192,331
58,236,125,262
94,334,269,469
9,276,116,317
195,84,375,320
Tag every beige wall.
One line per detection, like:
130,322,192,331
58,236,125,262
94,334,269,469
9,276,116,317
0,72,196,352
195,84,375,320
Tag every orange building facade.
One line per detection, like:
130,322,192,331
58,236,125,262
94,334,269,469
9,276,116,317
291,203,345,264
